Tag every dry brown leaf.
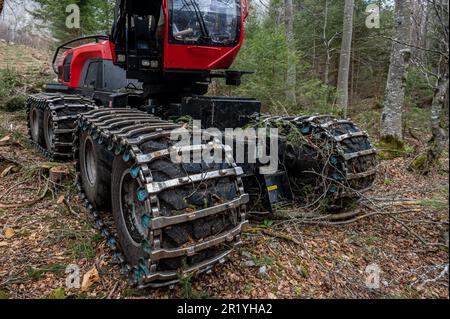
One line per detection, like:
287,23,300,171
4,228,15,239
81,266,100,291
57,195,65,205
0,241,8,247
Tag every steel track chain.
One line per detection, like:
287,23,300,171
73,108,249,288
263,114,377,196
26,93,97,161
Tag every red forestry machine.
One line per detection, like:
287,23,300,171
27,0,377,287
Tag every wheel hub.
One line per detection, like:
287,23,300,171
44,112,54,150
119,171,149,245
84,138,98,186
30,107,39,141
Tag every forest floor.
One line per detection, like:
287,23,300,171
0,42,448,299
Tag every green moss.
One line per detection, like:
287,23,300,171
410,154,428,172
27,264,66,280
0,69,18,98
419,187,449,211
377,135,406,159
0,290,10,299
46,288,66,299
2,95,27,112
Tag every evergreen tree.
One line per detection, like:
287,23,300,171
31,0,115,43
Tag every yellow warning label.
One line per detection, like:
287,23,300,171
267,185,278,192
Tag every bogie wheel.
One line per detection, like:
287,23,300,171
27,93,96,160
28,104,45,146
269,115,378,207
43,109,55,152
78,131,113,211
111,137,245,276
111,156,148,266
75,109,248,287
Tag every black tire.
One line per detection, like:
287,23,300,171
76,109,247,286
111,137,241,271
78,131,113,211
111,155,147,266
43,109,54,152
272,115,377,206
28,104,45,146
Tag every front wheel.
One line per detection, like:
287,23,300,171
78,131,113,211
111,156,149,266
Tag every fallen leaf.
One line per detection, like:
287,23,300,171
81,266,100,291
0,241,8,247
267,292,277,299
57,195,65,205
4,228,15,239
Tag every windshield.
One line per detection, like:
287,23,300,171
170,0,240,46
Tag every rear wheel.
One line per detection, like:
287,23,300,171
26,93,96,160
268,115,377,207
43,109,55,152
111,156,147,266
78,131,113,211
28,104,44,145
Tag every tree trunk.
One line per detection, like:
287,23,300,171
323,0,330,85
336,0,354,118
380,0,412,143
426,73,449,168
284,0,297,105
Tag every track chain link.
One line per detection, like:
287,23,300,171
26,93,97,160
73,108,249,288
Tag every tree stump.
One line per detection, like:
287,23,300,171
49,166,70,184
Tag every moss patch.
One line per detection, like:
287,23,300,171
46,288,67,299
377,136,406,159
2,95,27,112
0,290,10,299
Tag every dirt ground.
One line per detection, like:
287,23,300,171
0,107,448,299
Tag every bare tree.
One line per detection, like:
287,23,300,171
322,0,339,85
422,0,449,171
380,0,412,143
284,0,297,105
336,0,354,118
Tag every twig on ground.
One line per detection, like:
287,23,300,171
0,181,49,209
245,227,302,245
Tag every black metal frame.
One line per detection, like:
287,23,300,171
51,34,110,74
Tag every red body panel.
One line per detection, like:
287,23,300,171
162,0,245,70
60,0,246,87
60,41,114,88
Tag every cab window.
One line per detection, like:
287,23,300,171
84,62,101,89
